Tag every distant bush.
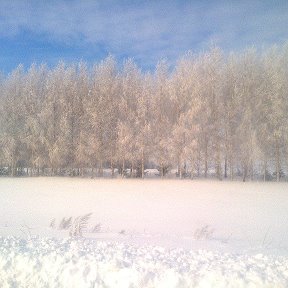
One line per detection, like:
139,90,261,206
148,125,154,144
58,217,72,230
69,213,92,237
194,225,214,240
90,223,102,233
50,213,94,237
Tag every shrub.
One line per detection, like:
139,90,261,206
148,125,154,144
194,225,214,240
69,213,92,237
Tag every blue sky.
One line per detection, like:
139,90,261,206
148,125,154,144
0,0,287,73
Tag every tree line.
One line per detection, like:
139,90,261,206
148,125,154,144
0,45,287,181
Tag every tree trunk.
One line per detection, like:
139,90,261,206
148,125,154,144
250,159,254,181
216,143,222,180
204,144,208,178
11,152,16,176
197,150,200,177
229,154,234,180
12,163,17,177
99,160,103,177
242,165,247,182
111,159,114,178
141,149,144,179
178,157,182,179
275,137,280,182
224,157,227,178
122,158,125,178
263,158,267,182
131,161,134,178
91,167,95,178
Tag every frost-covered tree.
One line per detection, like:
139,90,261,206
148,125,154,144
88,56,119,176
42,62,71,175
235,49,262,181
203,48,224,180
73,62,90,176
117,59,141,176
1,65,26,176
0,45,287,181
135,73,153,178
171,52,202,178
222,54,242,179
22,64,48,175
152,61,173,177
259,47,287,181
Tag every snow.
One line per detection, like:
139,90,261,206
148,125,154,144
0,178,288,286
1,237,288,287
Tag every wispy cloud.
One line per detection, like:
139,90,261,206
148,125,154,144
0,0,287,70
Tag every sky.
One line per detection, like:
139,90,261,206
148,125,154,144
0,0,287,73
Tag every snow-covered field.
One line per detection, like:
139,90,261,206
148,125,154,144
0,178,288,287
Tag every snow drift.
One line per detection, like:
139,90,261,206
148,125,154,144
1,237,288,288
0,178,288,287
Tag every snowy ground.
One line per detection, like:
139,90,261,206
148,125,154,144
0,178,288,287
